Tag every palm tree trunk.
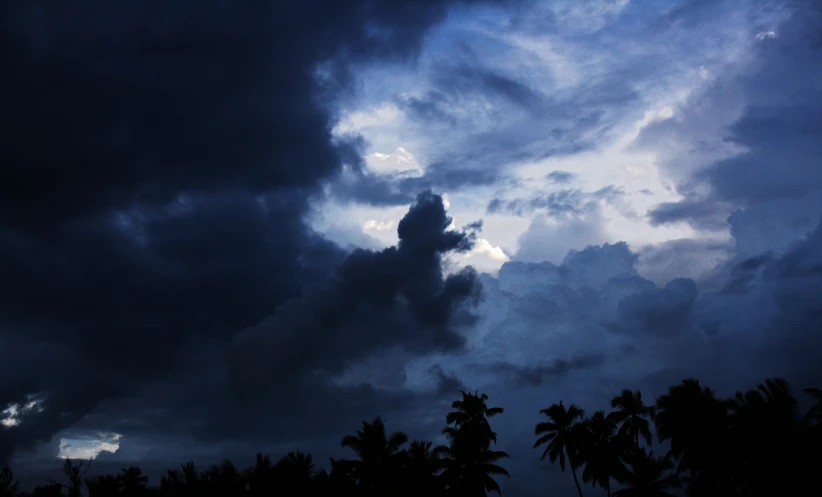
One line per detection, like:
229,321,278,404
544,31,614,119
566,449,583,497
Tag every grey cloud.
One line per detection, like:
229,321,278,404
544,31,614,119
639,0,822,229
636,238,733,286
648,197,730,231
606,278,699,336
488,352,606,387
546,170,576,184
488,186,623,217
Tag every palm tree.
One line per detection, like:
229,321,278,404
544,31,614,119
341,416,408,494
401,440,443,495
118,467,148,497
447,391,504,427
313,458,357,497
610,390,655,449
246,454,276,497
613,449,680,497
435,442,509,497
728,378,802,496
0,465,19,497
275,450,317,494
574,411,624,497
437,391,509,497
200,460,248,497
654,379,729,475
446,391,504,451
160,462,201,497
534,401,585,497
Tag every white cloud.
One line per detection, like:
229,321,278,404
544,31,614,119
58,433,121,460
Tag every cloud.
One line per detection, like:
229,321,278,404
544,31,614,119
488,186,622,217
635,0,822,231
0,0,507,463
229,191,482,397
488,352,606,386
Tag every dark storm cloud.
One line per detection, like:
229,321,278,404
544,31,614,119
0,0,504,462
230,191,481,396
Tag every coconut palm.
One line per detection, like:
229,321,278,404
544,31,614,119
613,449,680,497
610,390,655,449
160,462,201,497
654,379,729,475
436,442,509,497
341,416,408,494
276,451,316,482
401,440,443,494
437,391,509,497
534,401,585,497
574,411,624,497
118,467,148,497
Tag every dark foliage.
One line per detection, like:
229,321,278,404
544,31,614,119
6,377,822,497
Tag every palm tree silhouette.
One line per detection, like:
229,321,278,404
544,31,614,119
534,401,585,497
314,457,357,497
160,462,201,497
574,411,624,497
610,390,655,448
654,379,728,475
612,449,680,497
246,454,276,497
401,440,443,495
436,442,509,497
437,390,509,497
728,378,803,496
119,467,148,497
200,460,248,497
341,416,408,495
276,451,316,482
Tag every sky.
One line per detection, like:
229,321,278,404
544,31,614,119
1,0,821,495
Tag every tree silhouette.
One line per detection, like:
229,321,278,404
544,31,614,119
574,411,624,497
654,379,728,478
160,462,201,497
612,449,680,497
48,458,92,497
610,390,655,448
340,416,408,495
0,465,19,497
401,440,443,495
6,375,822,497
534,401,585,497
437,391,509,497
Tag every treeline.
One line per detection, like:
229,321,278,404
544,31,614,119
2,377,821,497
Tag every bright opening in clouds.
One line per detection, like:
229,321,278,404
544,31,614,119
2,0,822,495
